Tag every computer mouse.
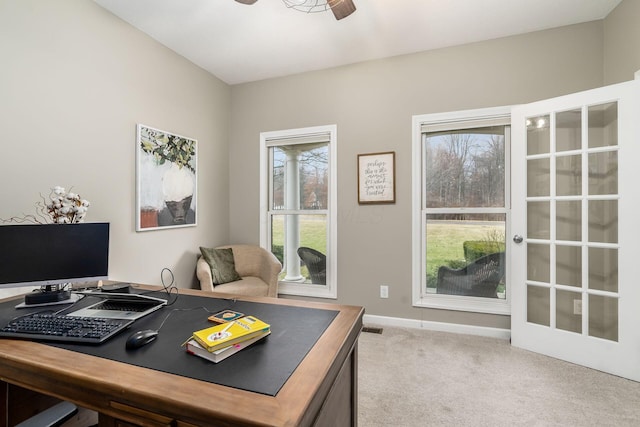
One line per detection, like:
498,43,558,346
125,329,158,349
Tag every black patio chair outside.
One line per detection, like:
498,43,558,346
297,247,326,285
436,252,505,298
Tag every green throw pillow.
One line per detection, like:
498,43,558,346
199,247,242,285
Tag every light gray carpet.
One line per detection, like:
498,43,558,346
358,326,640,426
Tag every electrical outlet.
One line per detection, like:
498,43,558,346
380,285,389,299
573,299,582,315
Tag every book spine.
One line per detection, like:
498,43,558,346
192,334,212,350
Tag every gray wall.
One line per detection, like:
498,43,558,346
1,0,638,329
228,22,606,329
604,0,640,84
0,0,230,292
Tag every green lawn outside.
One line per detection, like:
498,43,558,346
271,215,326,251
426,221,505,289
269,217,504,289
271,215,327,281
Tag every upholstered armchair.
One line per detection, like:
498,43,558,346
196,244,282,298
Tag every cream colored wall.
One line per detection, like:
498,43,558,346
0,0,231,294
228,22,605,329
604,0,640,84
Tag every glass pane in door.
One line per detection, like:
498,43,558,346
526,115,550,155
527,201,550,240
527,243,549,283
527,285,550,326
588,102,617,148
556,200,581,241
556,155,582,196
527,158,550,197
588,247,618,292
588,151,618,195
556,109,581,152
588,200,618,244
556,289,582,334
589,295,618,341
556,245,581,287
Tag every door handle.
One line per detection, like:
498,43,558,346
513,235,523,244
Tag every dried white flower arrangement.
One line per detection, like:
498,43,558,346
46,186,90,224
0,186,90,225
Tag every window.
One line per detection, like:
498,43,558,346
260,125,337,298
412,107,511,314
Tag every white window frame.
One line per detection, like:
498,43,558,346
260,124,337,299
412,106,512,315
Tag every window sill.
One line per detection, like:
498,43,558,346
414,294,511,315
278,281,337,299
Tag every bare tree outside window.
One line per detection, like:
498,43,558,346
425,127,505,215
272,146,328,210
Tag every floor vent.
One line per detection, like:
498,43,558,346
362,326,383,334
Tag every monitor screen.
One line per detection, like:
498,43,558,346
0,223,109,289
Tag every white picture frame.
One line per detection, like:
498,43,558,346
136,124,197,231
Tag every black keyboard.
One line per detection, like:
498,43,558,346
0,312,133,344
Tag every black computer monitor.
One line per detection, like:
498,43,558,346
0,223,109,304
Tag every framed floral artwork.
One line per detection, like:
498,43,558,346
357,151,396,204
136,124,197,231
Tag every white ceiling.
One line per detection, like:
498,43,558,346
93,0,622,85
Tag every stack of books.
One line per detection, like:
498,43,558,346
185,315,270,363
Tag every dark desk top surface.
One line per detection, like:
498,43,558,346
0,286,364,427
0,288,338,396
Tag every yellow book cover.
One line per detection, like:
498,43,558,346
192,315,270,352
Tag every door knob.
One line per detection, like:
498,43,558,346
513,235,523,244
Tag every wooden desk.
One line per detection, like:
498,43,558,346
0,286,363,427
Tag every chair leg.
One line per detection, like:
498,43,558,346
15,401,78,427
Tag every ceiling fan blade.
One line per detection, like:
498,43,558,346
235,0,258,4
328,0,356,20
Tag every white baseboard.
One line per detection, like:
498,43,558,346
363,314,511,340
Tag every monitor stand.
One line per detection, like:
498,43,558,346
23,285,72,306
15,292,81,309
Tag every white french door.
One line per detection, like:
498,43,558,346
511,77,640,381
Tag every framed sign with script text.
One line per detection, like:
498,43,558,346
357,151,396,204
